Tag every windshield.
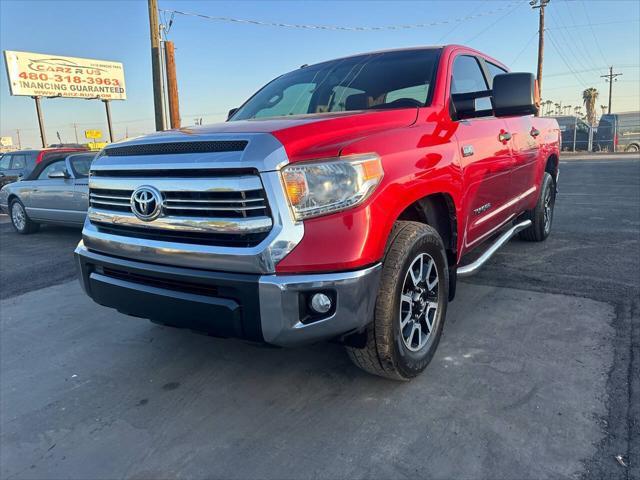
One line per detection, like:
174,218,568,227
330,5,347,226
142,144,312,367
231,49,440,121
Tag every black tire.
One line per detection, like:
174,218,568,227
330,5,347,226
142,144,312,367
9,199,39,234
346,221,449,380
519,172,555,242
625,144,639,153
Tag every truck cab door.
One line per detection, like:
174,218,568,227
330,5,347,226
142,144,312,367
501,115,540,209
450,54,516,251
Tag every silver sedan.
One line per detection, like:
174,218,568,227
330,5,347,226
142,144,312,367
0,153,95,234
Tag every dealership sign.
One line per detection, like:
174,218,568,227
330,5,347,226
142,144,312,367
3,50,126,100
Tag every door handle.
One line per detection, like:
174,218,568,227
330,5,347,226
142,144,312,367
530,127,540,137
498,130,512,143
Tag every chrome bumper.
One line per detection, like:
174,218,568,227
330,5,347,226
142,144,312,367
76,244,381,347
259,264,382,347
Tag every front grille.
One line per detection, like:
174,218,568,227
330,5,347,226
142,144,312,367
103,141,248,157
88,169,272,247
90,188,269,219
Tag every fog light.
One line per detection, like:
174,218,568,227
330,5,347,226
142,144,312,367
310,293,332,314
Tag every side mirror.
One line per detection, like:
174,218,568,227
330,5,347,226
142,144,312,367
451,90,492,120
48,170,70,179
492,72,539,117
227,108,238,120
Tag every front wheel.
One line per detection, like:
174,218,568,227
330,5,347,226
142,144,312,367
346,221,449,380
10,199,39,234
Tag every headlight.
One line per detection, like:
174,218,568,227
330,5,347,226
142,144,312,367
281,153,383,221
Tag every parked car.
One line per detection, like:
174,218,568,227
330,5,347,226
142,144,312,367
595,111,640,152
0,147,88,188
75,45,560,380
0,152,95,233
552,115,592,151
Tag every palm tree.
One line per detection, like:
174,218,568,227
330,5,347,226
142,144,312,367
545,100,554,115
582,88,599,126
600,105,608,116
554,103,561,115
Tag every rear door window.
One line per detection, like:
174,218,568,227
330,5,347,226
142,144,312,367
485,62,508,87
10,154,27,170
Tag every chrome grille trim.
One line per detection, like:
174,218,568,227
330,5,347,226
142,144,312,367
81,136,304,274
90,176,263,193
88,208,273,234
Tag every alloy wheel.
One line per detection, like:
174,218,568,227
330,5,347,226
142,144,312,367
11,203,26,231
399,253,440,352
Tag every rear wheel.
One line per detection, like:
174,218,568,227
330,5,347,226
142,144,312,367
519,172,555,242
9,199,39,234
346,221,449,380
625,144,639,153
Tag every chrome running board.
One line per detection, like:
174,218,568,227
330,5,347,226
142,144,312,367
457,219,532,278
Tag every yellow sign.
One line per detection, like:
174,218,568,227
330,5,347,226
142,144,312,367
85,129,102,139
88,141,108,151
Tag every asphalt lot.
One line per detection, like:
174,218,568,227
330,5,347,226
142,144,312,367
0,155,638,479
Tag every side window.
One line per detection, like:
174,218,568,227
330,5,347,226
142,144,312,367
486,62,508,88
37,160,66,180
451,55,492,114
10,154,27,170
0,155,11,170
451,56,489,95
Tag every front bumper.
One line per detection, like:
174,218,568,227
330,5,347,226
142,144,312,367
75,243,381,347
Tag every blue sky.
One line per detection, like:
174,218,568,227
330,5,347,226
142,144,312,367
1,0,638,148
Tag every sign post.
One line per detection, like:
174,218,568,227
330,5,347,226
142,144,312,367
31,96,47,148
102,99,114,142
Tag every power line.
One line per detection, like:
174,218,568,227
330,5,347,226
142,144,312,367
464,2,524,43
546,18,640,30
580,0,608,67
546,29,588,87
159,2,526,32
511,30,538,65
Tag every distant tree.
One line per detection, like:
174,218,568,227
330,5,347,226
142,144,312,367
545,100,554,115
600,105,608,116
554,103,561,115
582,87,599,126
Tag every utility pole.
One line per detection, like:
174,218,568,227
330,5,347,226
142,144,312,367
601,67,622,114
72,123,79,143
164,41,181,129
531,0,550,113
148,0,166,131
16,129,21,149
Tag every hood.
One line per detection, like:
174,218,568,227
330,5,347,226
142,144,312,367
117,109,419,162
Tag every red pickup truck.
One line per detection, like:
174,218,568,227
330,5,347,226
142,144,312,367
75,45,559,379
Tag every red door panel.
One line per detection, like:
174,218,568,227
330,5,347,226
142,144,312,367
455,117,515,250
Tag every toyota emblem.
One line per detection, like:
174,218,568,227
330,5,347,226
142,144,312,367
130,185,162,221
